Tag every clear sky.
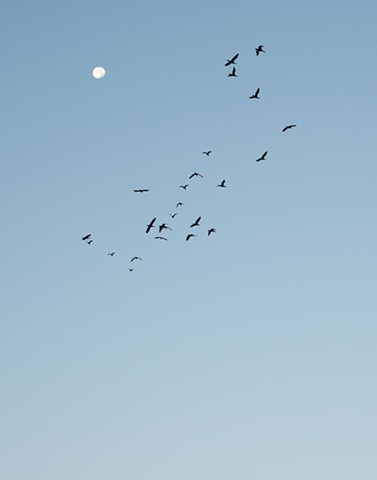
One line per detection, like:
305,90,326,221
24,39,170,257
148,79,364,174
1,1,377,479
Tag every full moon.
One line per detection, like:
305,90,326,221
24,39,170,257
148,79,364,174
92,66,106,79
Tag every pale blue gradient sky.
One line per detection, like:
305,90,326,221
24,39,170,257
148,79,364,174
1,1,377,479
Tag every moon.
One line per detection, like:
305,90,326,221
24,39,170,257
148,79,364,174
92,66,106,79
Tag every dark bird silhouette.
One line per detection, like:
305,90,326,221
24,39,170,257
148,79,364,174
180,184,189,190
217,179,226,188
228,67,238,77
189,172,204,179
249,87,260,99
128,268,134,272
146,217,156,233
282,124,297,132
225,53,239,66
176,202,185,208
190,216,201,228
255,45,265,56
155,236,168,241
186,234,197,241
82,234,91,241
256,151,268,162
202,150,212,156
87,240,93,245
134,189,149,193
108,252,116,256
131,256,142,262
159,223,172,233
208,228,216,236
170,213,177,218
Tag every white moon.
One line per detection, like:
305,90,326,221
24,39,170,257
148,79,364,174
92,66,106,79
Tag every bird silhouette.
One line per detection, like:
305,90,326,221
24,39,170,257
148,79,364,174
224,53,239,66
82,234,91,241
249,87,260,99
189,172,204,179
186,234,197,241
146,217,156,233
256,151,268,162
155,236,168,241
159,223,172,233
208,228,216,236
87,240,93,245
228,67,238,77
180,184,189,190
190,216,201,227
108,252,116,256
217,179,226,188
255,45,265,56
170,213,178,218
176,202,185,208
131,256,142,262
282,124,297,132
202,150,212,156
134,189,149,193
128,268,134,272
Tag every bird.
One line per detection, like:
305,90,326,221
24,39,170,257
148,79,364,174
108,252,116,256
208,228,216,236
186,234,197,241
256,151,268,162
155,236,168,241
255,45,265,56
87,240,93,245
128,268,134,272
180,184,189,190
82,234,91,241
131,256,142,262
189,172,204,179
170,213,177,218
159,223,172,233
282,124,297,132
146,217,156,233
202,150,212,156
249,87,260,99
190,216,201,227
224,53,239,66
228,67,238,77
217,179,226,188
176,202,185,208
133,189,149,193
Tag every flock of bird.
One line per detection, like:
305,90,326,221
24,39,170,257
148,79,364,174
81,45,297,272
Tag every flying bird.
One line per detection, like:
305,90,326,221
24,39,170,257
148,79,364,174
108,252,116,256
130,256,142,262
256,151,268,162
202,150,212,156
180,184,189,190
190,216,201,227
224,53,239,66
159,223,172,233
133,189,149,193
186,234,197,241
155,236,168,241
169,213,177,218
146,217,156,233
87,240,93,245
255,45,265,56
208,228,216,236
176,202,185,208
282,124,297,132
82,234,91,241
189,172,204,179
128,268,134,272
228,67,238,77
249,88,260,99
217,179,226,188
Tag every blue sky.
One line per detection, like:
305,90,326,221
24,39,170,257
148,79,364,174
1,1,377,479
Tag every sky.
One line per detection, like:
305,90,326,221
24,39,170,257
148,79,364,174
1,0,377,479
